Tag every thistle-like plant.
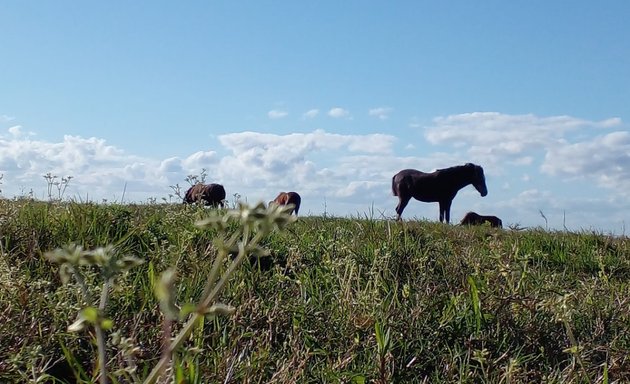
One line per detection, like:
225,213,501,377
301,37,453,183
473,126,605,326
185,168,208,187
43,173,73,201
45,245,144,384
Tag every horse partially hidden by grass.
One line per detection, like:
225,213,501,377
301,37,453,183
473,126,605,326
392,163,488,223
269,191,301,216
183,183,226,207
459,211,503,228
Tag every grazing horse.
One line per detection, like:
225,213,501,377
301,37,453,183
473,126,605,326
459,211,503,228
183,183,226,207
269,191,301,216
392,163,487,223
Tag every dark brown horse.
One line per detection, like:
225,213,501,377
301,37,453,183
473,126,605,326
183,183,226,207
459,211,502,228
269,191,301,216
392,163,487,223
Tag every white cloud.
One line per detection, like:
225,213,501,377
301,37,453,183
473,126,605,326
211,130,400,207
425,113,620,154
541,131,630,193
268,109,288,119
1,125,35,139
303,109,319,119
599,117,622,127
215,130,395,183
336,180,385,198
159,157,184,173
424,112,627,186
0,132,218,201
218,129,394,156
181,150,218,170
369,107,392,120
8,126,22,137
328,107,350,119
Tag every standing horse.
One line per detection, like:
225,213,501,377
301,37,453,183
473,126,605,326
459,211,503,228
392,163,487,223
183,183,226,207
269,191,301,216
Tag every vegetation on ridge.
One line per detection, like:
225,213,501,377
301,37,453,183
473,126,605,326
1,198,629,383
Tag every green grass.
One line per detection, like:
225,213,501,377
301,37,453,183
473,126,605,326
1,198,629,383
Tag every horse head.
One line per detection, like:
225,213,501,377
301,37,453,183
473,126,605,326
466,163,488,197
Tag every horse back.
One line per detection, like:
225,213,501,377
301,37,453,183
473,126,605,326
184,183,225,206
183,183,205,204
207,183,226,200
272,191,301,215
460,211,482,225
393,168,449,202
460,211,502,228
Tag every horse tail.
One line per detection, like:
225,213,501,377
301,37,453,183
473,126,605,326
392,175,398,196
294,198,301,216
288,192,301,216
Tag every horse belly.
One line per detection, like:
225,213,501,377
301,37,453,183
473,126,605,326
412,189,441,203
402,174,443,202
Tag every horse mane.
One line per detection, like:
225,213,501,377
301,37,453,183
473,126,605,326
439,163,484,182
437,163,475,173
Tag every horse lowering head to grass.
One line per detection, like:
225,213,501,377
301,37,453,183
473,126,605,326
269,191,301,216
183,183,226,207
392,163,487,223
459,211,503,228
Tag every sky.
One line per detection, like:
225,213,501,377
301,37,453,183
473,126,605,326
1,1,629,234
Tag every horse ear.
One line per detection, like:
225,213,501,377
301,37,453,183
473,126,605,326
475,164,485,177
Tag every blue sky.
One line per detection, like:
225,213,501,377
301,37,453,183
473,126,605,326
1,1,629,233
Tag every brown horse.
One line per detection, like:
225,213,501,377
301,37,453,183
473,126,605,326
392,163,487,223
459,211,503,228
183,183,226,207
269,191,301,216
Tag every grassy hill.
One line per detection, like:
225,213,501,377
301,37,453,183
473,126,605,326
1,199,629,383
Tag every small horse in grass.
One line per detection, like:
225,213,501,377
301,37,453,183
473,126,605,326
183,183,226,207
269,191,301,216
392,163,488,223
459,211,502,228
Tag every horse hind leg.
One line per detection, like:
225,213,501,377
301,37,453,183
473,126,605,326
395,196,411,220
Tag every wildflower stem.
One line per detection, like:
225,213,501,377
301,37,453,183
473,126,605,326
96,279,111,384
143,229,263,384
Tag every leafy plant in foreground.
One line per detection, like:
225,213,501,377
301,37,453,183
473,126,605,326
45,201,296,384
45,245,144,383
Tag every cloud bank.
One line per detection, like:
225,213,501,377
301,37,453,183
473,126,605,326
0,112,628,233
425,112,628,189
